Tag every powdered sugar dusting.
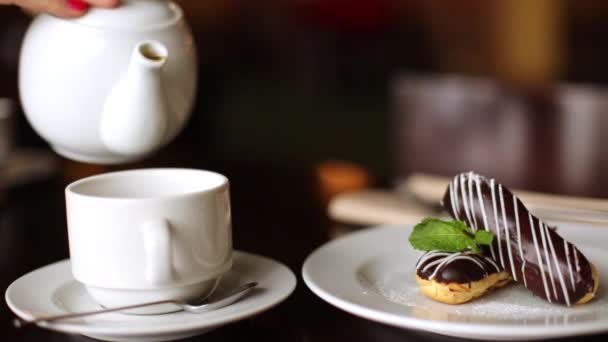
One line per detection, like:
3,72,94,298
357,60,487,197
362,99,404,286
374,272,421,308
359,254,606,324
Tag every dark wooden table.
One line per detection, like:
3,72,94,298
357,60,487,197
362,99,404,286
0,146,607,342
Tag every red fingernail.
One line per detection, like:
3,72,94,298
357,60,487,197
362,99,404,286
67,0,89,11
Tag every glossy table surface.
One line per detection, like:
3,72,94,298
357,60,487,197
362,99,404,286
1,148,607,342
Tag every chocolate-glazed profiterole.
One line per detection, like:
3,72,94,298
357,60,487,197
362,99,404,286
415,250,511,304
417,250,502,283
442,172,599,306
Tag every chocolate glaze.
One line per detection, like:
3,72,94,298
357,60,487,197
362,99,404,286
442,172,595,306
416,250,502,284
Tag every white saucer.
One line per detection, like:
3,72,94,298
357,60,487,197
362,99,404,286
303,224,608,340
6,251,296,342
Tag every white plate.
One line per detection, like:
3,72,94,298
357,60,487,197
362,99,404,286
6,251,296,342
302,224,608,340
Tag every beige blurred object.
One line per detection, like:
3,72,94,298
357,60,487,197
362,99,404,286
0,100,59,193
329,173,608,226
328,189,439,226
0,98,14,165
400,173,608,215
0,149,59,193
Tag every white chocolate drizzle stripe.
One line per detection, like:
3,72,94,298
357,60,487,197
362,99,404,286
490,179,506,268
449,179,460,221
483,255,501,273
429,253,461,280
417,251,451,269
422,258,448,272
460,174,473,228
545,223,571,306
467,172,478,232
564,240,576,291
417,251,495,280
529,213,552,302
475,176,496,260
513,194,526,287
574,246,581,272
539,220,558,300
499,184,517,281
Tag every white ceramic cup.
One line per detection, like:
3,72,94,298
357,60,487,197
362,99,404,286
65,168,232,314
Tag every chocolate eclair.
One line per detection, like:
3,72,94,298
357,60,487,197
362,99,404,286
442,172,599,306
415,250,511,304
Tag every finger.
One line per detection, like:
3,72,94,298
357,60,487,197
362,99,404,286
65,0,89,12
13,0,89,18
84,0,120,8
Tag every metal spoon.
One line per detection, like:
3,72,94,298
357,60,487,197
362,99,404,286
13,282,257,328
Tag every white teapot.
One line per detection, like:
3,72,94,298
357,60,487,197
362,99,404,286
19,0,197,164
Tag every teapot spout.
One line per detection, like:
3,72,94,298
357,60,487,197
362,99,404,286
100,41,171,157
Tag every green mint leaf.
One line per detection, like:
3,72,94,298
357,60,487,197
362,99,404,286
452,220,475,237
451,220,470,232
474,230,494,246
408,218,476,252
408,218,495,253
469,244,479,253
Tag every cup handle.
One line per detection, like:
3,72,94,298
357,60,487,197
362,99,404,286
141,218,173,285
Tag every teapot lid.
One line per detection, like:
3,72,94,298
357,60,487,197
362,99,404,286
71,0,182,30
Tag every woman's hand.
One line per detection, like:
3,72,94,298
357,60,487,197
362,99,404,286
1,0,120,18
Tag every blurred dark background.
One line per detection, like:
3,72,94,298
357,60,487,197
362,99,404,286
3,0,608,197
4,3,608,341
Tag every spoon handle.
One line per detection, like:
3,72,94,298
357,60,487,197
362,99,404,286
13,282,258,328
13,298,177,328
182,282,258,313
